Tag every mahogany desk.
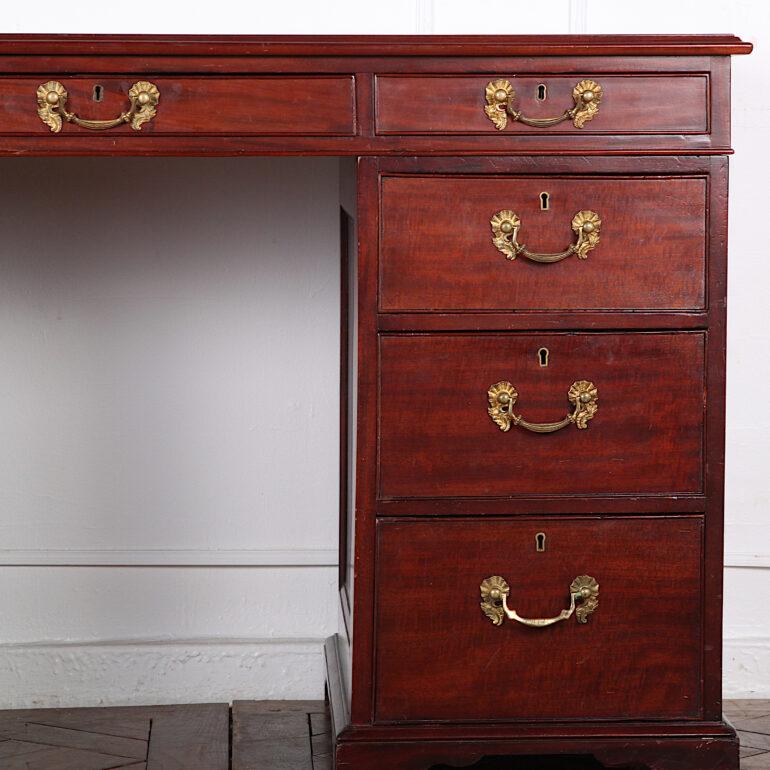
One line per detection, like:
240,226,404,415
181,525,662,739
0,34,753,770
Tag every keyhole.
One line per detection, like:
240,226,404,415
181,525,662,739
536,83,547,101
538,347,549,367
92,84,104,102
540,191,550,211
535,532,546,552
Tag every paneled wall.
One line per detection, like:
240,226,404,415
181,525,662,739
0,1,766,705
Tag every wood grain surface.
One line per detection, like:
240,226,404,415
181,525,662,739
374,516,704,723
376,74,708,135
0,704,227,769
379,174,707,312
378,332,705,498
1,77,356,136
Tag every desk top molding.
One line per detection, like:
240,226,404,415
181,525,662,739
0,33,753,57
0,34,751,157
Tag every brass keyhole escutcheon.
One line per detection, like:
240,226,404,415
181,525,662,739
538,347,550,367
535,532,546,552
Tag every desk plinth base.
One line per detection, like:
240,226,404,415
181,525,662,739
324,635,739,770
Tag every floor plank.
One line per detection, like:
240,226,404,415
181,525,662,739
0,704,228,770
0,707,153,742
7,721,148,759
146,704,229,770
232,701,327,770
0,741,143,770
741,753,770,769
740,731,770,752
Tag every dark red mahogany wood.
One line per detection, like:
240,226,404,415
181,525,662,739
378,332,705,499
376,74,708,135
1,76,356,135
0,35,750,155
380,174,707,312
374,516,703,723
0,33,751,770
0,34,752,56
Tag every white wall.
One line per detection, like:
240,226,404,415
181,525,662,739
0,0,767,705
0,158,341,706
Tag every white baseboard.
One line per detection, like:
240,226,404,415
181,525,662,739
0,548,337,567
0,638,327,709
724,637,770,698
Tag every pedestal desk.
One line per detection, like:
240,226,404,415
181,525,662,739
0,33,752,770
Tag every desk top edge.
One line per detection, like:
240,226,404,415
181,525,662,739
0,33,753,57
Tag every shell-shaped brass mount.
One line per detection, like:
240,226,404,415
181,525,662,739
37,81,160,133
480,574,599,627
484,78,602,131
491,209,601,263
488,380,598,433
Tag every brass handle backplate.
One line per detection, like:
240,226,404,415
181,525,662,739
488,380,598,433
480,575,599,627
491,209,601,263
37,81,160,133
484,79,602,130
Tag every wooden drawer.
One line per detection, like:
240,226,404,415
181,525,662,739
378,332,704,499
374,516,703,723
375,74,708,135
379,174,707,312
0,76,356,135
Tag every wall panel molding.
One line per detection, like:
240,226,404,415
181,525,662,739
568,0,588,33
416,0,435,33
0,548,765,568
725,552,770,569
0,548,337,567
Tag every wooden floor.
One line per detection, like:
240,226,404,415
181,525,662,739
730,700,770,770
0,700,330,770
0,700,768,769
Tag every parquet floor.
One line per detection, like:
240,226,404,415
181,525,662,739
730,700,770,769
0,699,766,769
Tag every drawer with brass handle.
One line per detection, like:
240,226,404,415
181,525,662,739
378,332,704,500
374,516,704,723
375,74,708,135
0,76,356,135
379,173,706,312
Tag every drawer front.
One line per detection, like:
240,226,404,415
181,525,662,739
375,74,708,135
374,516,703,722
378,332,704,499
379,175,707,312
1,77,356,135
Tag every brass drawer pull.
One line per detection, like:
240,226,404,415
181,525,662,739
491,209,601,263
480,575,599,627
37,81,160,133
488,380,598,433
484,79,602,130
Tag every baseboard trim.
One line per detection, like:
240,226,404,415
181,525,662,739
724,637,770,698
0,548,337,567
0,637,328,709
